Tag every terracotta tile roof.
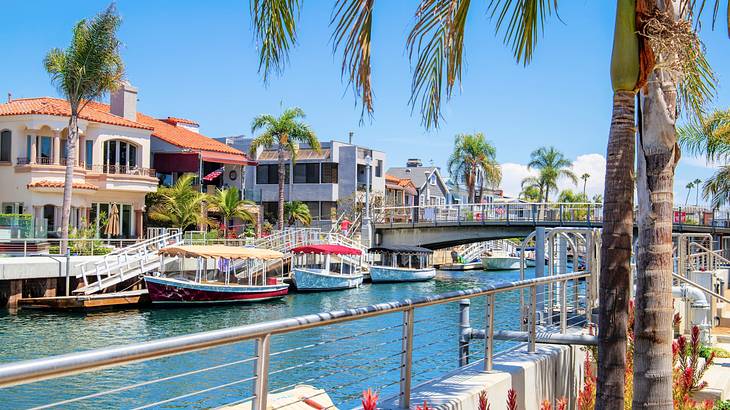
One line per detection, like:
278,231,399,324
0,97,152,130
28,180,98,190
258,148,331,161
160,117,199,126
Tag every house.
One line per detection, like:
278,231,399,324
225,138,386,225
0,82,254,238
385,174,417,207
387,159,450,207
447,180,503,204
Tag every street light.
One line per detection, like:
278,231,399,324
362,154,372,247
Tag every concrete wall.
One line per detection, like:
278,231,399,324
380,344,587,410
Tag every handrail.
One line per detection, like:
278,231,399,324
0,271,589,388
688,242,730,266
672,272,730,304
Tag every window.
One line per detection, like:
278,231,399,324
304,201,320,219
375,159,383,178
429,173,437,185
256,164,289,184
85,140,94,169
294,163,319,183
0,130,10,162
103,139,138,172
39,136,52,163
321,201,337,220
321,163,338,183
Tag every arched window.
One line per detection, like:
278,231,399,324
103,139,138,173
0,130,11,162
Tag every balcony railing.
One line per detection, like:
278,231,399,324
89,165,156,177
16,157,77,167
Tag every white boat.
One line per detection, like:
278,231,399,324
369,245,437,283
439,262,483,271
482,250,521,270
291,244,364,291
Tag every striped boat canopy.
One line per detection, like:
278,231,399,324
159,245,284,260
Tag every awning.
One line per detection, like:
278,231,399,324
159,245,284,260
203,167,224,182
290,244,362,255
154,152,256,173
369,245,433,254
201,151,257,166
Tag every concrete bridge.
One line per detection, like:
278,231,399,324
372,203,730,249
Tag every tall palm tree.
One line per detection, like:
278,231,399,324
447,133,501,203
44,4,124,253
693,178,703,207
247,1,727,406
527,146,577,202
284,201,312,226
249,108,319,230
148,174,209,231
519,184,541,203
580,173,590,197
207,187,255,237
679,108,730,210
685,182,695,207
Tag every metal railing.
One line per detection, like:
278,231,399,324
88,164,156,177
0,238,142,257
0,270,591,409
373,202,728,229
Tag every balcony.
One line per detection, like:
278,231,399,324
88,165,156,177
17,157,75,167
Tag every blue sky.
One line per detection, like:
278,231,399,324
1,1,728,203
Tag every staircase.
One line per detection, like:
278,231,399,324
73,231,183,295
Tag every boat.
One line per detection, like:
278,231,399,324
143,245,289,304
481,250,521,270
290,244,364,291
368,245,437,283
438,262,483,271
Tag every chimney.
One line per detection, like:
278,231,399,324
110,81,138,121
7,92,12,103
406,158,422,168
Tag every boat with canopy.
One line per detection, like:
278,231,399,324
290,244,364,291
368,245,436,283
143,245,289,304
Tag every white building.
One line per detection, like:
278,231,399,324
0,84,158,238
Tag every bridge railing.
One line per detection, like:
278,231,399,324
373,202,727,228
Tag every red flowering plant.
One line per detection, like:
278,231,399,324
415,401,430,410
673,326,715,410
361,388,378,410
478,389,490,410
506,389,517,410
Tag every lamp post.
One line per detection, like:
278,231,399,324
362,154,372,247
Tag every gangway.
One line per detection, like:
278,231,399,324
459,239,517,262
73,231,183,295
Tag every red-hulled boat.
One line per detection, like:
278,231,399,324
143,245,289,305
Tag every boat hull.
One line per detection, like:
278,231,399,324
143,276,289,304
482,257,521,270
525,258,537,267
369,266,436,283
438,262,482,271
292,268,363,291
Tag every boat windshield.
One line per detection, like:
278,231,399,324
371,252,432,269
292,252,358,275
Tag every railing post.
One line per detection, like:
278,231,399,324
457,205,461,225
559,204,564,224
506,204,510,225
484,294,495,372
560,279,567,333
458,299,470,367
252,334,271,410
528,285,537,353
532,204,537,225
399,308,415,408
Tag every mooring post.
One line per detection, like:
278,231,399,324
458,299,470,367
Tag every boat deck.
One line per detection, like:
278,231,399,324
18,289,150,311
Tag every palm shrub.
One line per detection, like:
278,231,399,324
148,174,210,231
207,187,255,238
44,5,124,253
447,133,501,203
284,201,312,226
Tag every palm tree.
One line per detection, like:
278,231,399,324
207,187,255,237
557,189,588,203
580,173,590,197
693,178,703,207
447,133,501,203
44,5,124,253
284,201,312,226
685,182,694,207
247,1,727,406
148,174,209,231
250,108,319,230
527,147,577,203
519,185,541,203
679,108,730,210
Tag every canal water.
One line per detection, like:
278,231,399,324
0,268,536,409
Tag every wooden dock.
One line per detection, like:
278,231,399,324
18,289,150,311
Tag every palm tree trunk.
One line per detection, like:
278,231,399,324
60,112,78,254
596,90,635,409
633,68,677,409
277,146,286,230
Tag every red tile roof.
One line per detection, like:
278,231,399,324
0,97,152,130
28,180,98,190
160,117,199,126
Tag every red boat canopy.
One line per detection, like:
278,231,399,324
290,244,362,255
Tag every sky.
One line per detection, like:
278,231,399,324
1,1,728,204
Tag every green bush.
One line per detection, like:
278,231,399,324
715,400,730,410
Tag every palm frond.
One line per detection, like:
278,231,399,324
677,30,717,123
407,0,471,129
487,0,558,65
678,108,730,161
250,0,301,82
331,0,376,119
703,165,730,209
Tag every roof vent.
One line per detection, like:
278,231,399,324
406,158,422,167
